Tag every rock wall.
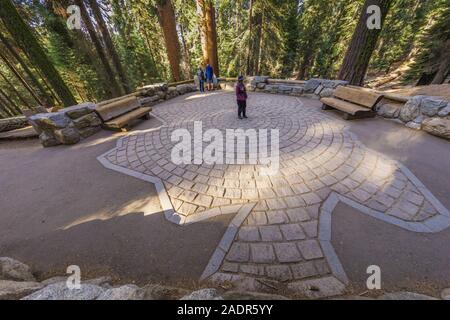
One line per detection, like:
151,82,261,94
29,103,102,147
246,77,348,99
137,83,197,104
377,95,450,140
0,116,29,133
29,83,198,147
1,257,448,300
247,76,450,140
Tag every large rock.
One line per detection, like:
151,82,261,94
180,288,224,300
0,257,35,282
22,282,105,300
72,113,102,129
54,127,81,145
399,96,424,122
304,79,322,93
377,103,401,118
420,97,447,116
406,121,421,130
438,104,450,117
140,284,189,300
0,280,43,300
278,85,293,93
291,87,304,96
63,103,96,120
256,82,266,89
97,285,142,300
29,112,71,130
39,131,61,148
322,80,348,88
320,88,334,98
78,126,101,139
287,276,346,299
422,118,450,139
264,85,278,93
378,292,438,300
314,85,324,95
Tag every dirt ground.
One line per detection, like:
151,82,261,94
383,84,450,100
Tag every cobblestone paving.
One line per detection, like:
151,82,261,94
99,92,450,297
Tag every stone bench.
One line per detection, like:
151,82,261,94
95,96,152,131
321,86,383,120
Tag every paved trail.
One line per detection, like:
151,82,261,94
0,91,449,297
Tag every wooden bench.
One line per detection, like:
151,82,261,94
320,86,383,120
95,95,152,131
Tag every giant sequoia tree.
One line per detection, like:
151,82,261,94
155,0,183,82
0,0,76,107
197,0,219,76
338,0,394,85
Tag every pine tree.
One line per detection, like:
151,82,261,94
0,0,77,107
338,0,394,85
155,0,183,81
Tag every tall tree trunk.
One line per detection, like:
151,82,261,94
246,0,254,75
0,32,54,105
155,0,182,82
197,0,220,77
0,68,31,109
253,11,263,75
87,0,131,93
338,0,393,85
0,87,21,114
74,0,123,97
0,0,77,106
431,39,450,84
0,50,43,107
0,96,16,117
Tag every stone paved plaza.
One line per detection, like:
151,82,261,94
98,91,450,297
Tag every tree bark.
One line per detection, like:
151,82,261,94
431,39,450,84
74,0,123,97
246,0,254,75
338,0,393,85
87,0,131,93
155,0,182,82
197,0,219,77
0,0,77,107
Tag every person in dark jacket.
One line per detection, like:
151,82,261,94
205,63,214,91
236,75,248,119
196,67,205,93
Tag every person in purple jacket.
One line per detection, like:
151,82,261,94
236,75,248,119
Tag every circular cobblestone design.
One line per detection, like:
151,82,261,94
104,92,438,222
100,91,449,296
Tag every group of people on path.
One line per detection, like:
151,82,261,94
195,64,248,120
195,63,215,93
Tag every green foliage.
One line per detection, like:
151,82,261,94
0,0,448,118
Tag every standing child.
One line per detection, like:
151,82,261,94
236,76,248,119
